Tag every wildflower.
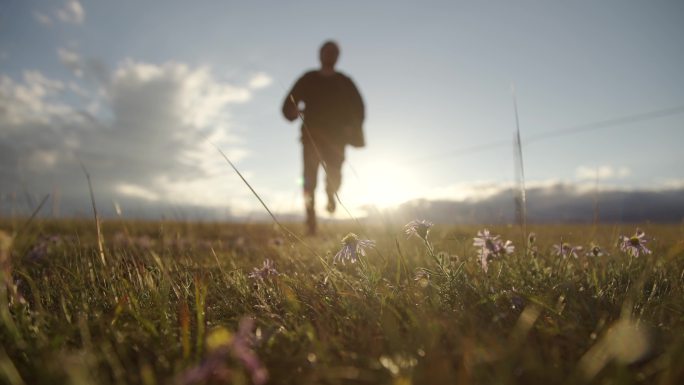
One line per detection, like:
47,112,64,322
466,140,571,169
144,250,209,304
334,233,375,264
619,229,652,257
501,240,515,254
473,229,515,257
404,220,433,241
177,317,268,385
248,259,278,280
413,269,430,288
473,229,497,252
472,229,514,272
552,242,583,259
586,244,609,257
24,234,62,262
232,317,269,385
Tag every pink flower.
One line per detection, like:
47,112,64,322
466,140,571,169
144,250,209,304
619,229,652,257
334,233,375,264
473,229,514,272
248,259,279,280
404,220,433,240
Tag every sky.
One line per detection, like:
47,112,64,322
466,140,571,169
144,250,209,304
1,0,683,220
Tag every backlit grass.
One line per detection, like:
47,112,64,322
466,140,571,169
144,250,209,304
1,220,683,384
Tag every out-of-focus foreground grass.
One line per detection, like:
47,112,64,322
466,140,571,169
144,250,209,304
1,219,683,384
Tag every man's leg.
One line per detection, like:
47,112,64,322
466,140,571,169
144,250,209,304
302,140,319,234
323,144,345,214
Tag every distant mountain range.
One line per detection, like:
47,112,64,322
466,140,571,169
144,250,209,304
364,184,684,224
3,183,683,224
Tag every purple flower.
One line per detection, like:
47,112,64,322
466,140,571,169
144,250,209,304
232,318,269,385
248,259,279,280
552,242,583,259
619,229,652,257
177,317,268,385
24,234,62,262
501,240,515,255
586,244,609,257
404,220,433,241
334,233,375,264
473,229,514,272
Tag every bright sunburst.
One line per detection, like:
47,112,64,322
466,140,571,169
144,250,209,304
349,160,424,208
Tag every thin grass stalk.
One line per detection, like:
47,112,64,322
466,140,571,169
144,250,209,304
13,194,49,238
511,85,528,255
214,143,323,260
78,161,106,267
193,274,207,359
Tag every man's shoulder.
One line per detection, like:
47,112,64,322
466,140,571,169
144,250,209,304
299,70,319,80
335,71,357,85
292,70,318,89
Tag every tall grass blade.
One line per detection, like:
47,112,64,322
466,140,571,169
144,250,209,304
214,144,321,257
0,346,25,385
511,84,527,251
14,194,49,237
78,160,106,266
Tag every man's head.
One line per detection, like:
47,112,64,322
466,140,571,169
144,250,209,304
319,40,340,68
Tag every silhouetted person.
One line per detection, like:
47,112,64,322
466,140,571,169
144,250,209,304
282,40,365,235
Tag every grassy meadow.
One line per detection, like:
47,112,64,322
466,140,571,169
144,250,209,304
1,218,684,384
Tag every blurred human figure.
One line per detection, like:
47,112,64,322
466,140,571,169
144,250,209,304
282,40,365,235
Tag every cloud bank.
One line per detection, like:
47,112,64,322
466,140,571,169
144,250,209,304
0,51,269,218
35,1,85,26
365,182,684,224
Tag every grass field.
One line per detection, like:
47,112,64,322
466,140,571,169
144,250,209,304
1,219,683,384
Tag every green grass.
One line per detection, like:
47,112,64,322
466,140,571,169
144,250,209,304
1,219,684,384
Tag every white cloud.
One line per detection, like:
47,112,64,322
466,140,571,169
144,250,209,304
575,165,631,180
248,72,273,89
57,48,109,84
0,71,70,126
25,150,59,172
57,48,83,78
57,1,85,24
424,180,515,202
116,183,160,201
0,58,266,215
34,11,53,25
415,178,629,204
660,179,684,190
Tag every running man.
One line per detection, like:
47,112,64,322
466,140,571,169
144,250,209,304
282,40,365,235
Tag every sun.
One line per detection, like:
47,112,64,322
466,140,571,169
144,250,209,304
348,160,423,208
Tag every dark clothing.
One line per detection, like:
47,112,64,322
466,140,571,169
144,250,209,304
302,135,345,196
302,136,345,232
283,69,365,234
283,70,365,147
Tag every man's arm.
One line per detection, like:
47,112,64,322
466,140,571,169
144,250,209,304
346,76,364,126
344,76,366,147
283,98,299,122
282,75,307,122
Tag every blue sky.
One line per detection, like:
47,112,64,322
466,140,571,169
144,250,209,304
1,0,683,218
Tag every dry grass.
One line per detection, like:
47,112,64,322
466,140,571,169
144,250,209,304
1,219,683,384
